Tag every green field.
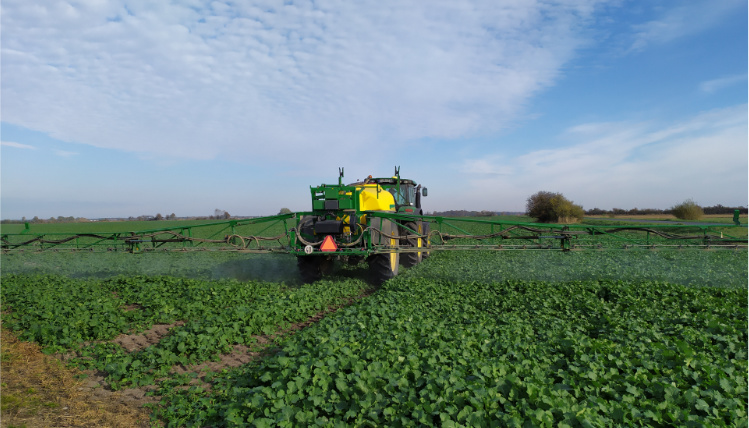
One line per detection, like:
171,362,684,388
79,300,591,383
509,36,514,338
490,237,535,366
0,219,225,234
1,245,747,426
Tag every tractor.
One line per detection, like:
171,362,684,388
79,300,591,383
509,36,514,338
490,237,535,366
293,167,428,284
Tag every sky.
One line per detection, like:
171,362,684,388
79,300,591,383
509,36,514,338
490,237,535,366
1,0,747,219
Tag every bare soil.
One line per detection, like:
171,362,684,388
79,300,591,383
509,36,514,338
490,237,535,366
112,321,185,353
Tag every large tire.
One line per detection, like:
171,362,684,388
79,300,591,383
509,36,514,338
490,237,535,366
368,217,399,285
368,253,398,285
400,221,423,267
297,256,322,283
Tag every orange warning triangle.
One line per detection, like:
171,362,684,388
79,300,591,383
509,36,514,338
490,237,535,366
320,235,338,252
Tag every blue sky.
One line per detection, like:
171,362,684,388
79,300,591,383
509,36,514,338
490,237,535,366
2,0,747,219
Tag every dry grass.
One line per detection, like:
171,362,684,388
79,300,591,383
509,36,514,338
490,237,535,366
0,326,152,428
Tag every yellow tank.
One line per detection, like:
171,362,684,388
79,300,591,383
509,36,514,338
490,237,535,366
357,184,395,212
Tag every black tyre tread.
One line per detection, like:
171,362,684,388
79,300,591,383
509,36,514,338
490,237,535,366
400,221,422,268
367,217,399,285
368,254,396,285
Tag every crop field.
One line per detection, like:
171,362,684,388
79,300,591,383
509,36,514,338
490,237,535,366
1,225,747,426
585,214,748,225
1,219,223,235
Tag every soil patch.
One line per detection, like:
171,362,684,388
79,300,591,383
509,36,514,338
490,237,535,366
112,321,186,353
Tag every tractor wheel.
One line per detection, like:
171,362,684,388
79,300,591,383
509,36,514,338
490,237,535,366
297,256,322,283
400,221,423,267
367,218,399,285
368,253,399,285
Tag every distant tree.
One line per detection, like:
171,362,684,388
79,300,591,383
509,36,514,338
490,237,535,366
168,213,176,220
670,199,704,220
155,213,163,221
526,191,584,223
278,208,292,215
223,211,230,219
32,216,39,223
585,208,607,216
703,204,748,215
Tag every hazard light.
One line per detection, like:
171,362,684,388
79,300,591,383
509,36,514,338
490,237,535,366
320,235,338,252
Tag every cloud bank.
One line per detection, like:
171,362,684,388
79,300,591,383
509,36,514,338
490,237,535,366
459,104,748,210
2,0,602,164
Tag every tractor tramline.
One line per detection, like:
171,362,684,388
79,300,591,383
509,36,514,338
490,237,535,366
2,167,747,284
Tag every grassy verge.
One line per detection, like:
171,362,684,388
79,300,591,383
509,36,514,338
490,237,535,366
0,326,151,428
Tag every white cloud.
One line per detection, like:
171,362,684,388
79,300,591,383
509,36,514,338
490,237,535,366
700,74,747,94
459,104,749,210
1,0,604,165
1,141,36,149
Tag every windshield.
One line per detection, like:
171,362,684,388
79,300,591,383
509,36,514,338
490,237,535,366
388,184,416,206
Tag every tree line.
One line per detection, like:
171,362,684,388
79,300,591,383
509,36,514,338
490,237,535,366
585,204,747,216
427,210,499,217
3,198,746,225
527,191,746,223
1,209,232,224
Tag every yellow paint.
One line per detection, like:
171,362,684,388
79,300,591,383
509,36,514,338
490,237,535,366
339,214,354,234
390,237,398,271
417,223,422,258
357,184,395,212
